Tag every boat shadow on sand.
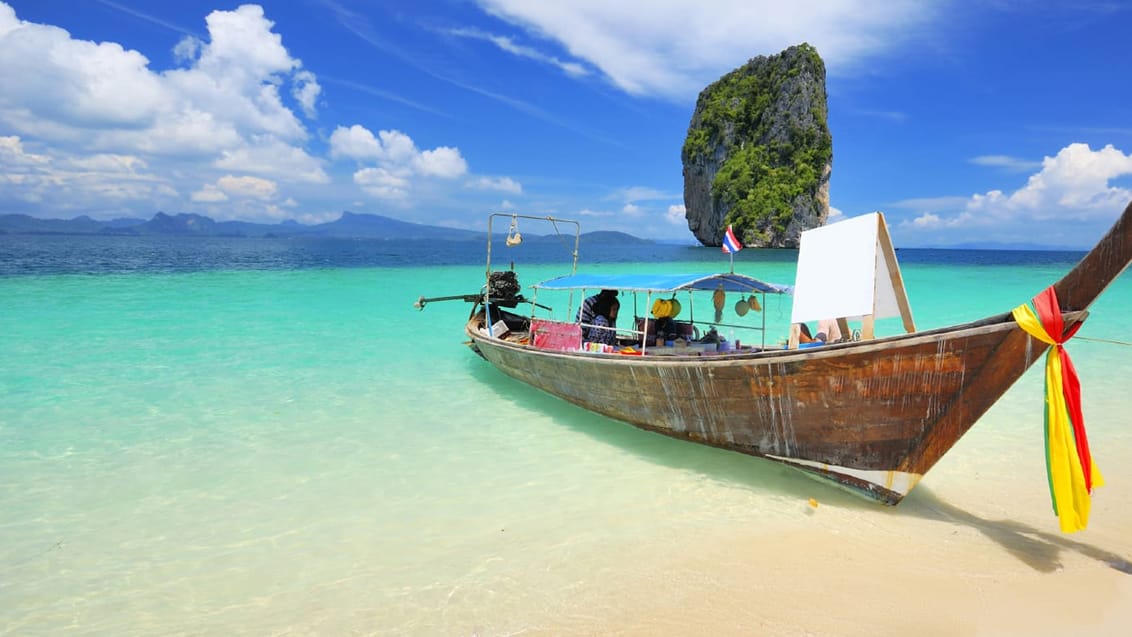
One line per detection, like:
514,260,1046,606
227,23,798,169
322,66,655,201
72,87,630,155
471,362,1132,577
900,490,1132,576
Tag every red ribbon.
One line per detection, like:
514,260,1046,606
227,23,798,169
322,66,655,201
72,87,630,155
1032,287,1095,491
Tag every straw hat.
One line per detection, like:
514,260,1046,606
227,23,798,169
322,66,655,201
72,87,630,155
734,299,749,317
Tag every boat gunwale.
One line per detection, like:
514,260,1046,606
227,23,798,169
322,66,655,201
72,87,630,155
465,309,1088,365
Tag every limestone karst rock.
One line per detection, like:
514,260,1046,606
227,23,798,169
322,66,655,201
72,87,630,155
682,43,832,248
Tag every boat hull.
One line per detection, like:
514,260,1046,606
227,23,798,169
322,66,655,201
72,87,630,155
467,315,1049,503
458,199,1132,503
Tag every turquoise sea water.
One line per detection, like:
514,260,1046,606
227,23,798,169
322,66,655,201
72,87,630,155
3,234,1132,634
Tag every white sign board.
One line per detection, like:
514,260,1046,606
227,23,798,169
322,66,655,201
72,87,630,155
790,212,904,324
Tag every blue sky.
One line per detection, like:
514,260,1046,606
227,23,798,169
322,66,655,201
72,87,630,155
1,0,1130,247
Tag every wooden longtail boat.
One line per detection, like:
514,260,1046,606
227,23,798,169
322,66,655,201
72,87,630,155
425,202,1132,504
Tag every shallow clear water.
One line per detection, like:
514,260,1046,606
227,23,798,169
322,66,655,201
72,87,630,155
2,234,1130,634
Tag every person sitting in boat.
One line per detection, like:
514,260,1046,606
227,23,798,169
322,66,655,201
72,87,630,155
583,295,620,345
815,318,842,343
578,289,618,326
797,322,816,343
651,316,676,341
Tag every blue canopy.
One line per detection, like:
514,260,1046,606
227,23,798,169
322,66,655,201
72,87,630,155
533,272,791,294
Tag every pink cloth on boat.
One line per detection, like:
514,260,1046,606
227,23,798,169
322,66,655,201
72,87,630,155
531,319,582,351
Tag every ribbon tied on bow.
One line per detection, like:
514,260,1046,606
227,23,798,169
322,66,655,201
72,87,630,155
1012,286,1103,533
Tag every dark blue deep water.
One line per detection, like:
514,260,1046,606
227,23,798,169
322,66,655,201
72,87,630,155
0,233,1089,276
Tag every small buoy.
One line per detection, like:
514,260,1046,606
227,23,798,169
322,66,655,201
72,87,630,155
808,497,819,508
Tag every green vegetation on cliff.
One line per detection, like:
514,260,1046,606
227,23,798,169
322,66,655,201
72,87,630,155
682,43,831,244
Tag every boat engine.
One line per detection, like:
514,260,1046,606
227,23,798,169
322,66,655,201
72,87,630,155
488,271,522,307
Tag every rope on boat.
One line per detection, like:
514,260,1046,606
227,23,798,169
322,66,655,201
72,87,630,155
1075,336,1132,347
545,216,579,261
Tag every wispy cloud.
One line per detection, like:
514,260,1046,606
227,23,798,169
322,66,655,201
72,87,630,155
1027,124,1132,139
316,0,420,66
317,0,623,147
606,186,674,202
853,109,908,123
447,27,589,78
970,154,1042,172
475,0,943,99
577,208,613,217
92,0,202,38
467,175,522,194
890,196,972,211
320,76,454,119
434,72,627,148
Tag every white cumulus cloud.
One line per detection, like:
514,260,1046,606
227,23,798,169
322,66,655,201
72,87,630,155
415,146,467,178
215,141,328,184
950,144,1131,224
191,184,228,203
354,166,412,200
328,125,384,160
0,4,169,130
0,2,326,221
0,133,176,213
291,70,321,119
903,143,1132,243
330,124,469,200
191,174,280,209
216,175,279,200
0,135,48,168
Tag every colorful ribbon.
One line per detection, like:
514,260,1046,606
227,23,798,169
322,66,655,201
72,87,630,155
1012,286,1103,533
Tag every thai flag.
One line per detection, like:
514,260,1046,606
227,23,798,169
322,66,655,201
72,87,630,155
722,225,743,254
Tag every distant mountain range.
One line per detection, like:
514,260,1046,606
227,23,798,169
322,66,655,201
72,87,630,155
0,211,653,244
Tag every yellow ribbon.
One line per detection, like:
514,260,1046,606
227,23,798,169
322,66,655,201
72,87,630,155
1012,304,1103,533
